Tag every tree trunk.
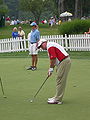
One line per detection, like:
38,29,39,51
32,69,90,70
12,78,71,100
57,0,65,16
58,0,61,16
60,0,64,13
80,1,83,17
75,0,79,18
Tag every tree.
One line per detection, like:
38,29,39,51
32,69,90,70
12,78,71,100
74,0,79,18
19,0,55,24
3,0,90,20
4,0,19,19
74,0,90,18
0,0,8,15
0,0,8,27
53,0,65,18
81,0,90,17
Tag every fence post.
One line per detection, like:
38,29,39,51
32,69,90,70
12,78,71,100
23,39,27,51
65,34,68,51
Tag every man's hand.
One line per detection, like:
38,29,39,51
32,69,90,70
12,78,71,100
48,68,54,77
48,71,52,77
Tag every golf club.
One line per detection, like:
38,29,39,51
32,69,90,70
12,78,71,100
29,76,49,103
0,77,7,98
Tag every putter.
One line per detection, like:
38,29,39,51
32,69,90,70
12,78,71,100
0,77,7,98
29,76,49,103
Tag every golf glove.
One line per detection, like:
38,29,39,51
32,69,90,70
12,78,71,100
48,68,54,76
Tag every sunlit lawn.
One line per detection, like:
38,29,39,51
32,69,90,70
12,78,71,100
0,57,90,120
0,24,59,39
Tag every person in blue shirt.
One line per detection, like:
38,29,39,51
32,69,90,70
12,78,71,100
12,27,18,38
27,22,40,71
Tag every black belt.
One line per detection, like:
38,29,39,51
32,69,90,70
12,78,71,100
30,42,37,44
60,56,69,63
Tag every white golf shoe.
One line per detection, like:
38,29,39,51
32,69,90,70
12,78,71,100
47,97,62,104
48,97,55,101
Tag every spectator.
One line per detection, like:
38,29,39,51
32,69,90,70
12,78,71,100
48,17,54,27
84,28,90,34
10,20,14,25
58,20,62,25
6,16,11,25
12,27,18,38
18,26,25,39
13,20,17,25
44,20,47,24
17,19,20,24
6,16,10,21
68,18,71,22
41,20,45,24
27,22,40,71
29,19,33,24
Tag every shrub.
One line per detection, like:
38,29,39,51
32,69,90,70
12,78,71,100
58,19,90,35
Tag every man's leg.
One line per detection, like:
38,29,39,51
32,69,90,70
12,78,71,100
55,57,71,102
32,55,38,67
32,55,35,67
34,55,38,67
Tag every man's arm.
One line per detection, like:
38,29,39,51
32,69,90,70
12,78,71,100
47,47,57,77
50,58,56,68
48,58,56,77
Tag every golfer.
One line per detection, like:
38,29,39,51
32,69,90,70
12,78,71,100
37,39,71,104
27,22,40,71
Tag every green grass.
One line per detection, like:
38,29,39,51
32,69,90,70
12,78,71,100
0,23,90,120
0,24,59,39
0,51,90,60
0,58,90,120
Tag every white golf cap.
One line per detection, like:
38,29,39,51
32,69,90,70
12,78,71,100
30,22,37,26
37,39,47,48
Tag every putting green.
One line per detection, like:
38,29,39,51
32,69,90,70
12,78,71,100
0,58,90,120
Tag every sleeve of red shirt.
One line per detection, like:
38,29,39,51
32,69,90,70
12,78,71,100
48,47,56,59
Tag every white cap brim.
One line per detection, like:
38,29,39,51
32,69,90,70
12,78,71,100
37,39,47,48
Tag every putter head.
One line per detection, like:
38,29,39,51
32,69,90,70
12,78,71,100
27,99,34,103
3,96,7,98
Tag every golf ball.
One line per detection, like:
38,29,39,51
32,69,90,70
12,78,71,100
30,100,33,103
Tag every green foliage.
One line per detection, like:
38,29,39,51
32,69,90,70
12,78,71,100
0,4,8,14
4,0,19,19
0,0,3,5
19,0,44,23
58,19,90,35
0,0,8,15
19,0,55,24
3,0,90,20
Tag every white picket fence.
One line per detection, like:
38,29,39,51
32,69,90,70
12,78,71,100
0,34,90,53
0,37,27,53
